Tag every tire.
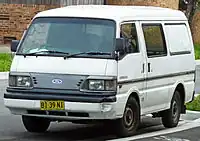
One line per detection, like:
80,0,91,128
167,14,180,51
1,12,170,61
22,115,51,133
112,97,140,137
162,90,181,128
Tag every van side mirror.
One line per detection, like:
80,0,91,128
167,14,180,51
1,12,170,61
11,40,20,52
115,38,125,52
114,38,126,60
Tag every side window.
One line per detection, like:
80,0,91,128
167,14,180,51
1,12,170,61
142,24,167,57
120,23,139,53
164,23,191,55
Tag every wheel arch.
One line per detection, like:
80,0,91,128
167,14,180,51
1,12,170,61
126,92,141,107
173,83,186,114
124,89,141,115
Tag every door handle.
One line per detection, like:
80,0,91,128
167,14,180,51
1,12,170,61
148,63,151,72
141,63,145,73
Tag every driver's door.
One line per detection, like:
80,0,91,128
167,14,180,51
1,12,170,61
117,21,147,114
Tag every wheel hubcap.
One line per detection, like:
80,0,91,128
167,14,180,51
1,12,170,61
124,107,134,129
172,101,179,122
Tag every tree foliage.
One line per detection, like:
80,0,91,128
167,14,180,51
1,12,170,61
179,0,200,25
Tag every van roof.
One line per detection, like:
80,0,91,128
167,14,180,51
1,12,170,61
34,5,187,22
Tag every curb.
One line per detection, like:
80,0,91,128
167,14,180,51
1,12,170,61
195,94,199,98
181,110,200,121
196,60,200,66
0,72,9,80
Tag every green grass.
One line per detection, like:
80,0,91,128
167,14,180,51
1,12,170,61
186,95,200,111
194,44,200,60
0,53,12,72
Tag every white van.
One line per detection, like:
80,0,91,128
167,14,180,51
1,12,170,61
4,5,196,137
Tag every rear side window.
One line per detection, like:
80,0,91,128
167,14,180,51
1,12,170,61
164,23,192,55
142,24,167,57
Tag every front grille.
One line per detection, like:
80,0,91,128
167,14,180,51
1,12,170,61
27,110,66,116
29,73,88,90
27,110,46,115
68,112,89,117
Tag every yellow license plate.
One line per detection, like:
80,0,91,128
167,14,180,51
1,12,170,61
40,100,65,110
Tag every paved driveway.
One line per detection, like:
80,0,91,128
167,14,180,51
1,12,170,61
0,44,10,53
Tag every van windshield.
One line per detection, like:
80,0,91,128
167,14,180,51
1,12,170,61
17,17,116,58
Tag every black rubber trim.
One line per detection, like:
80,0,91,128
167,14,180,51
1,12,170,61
6,88,116,96
118,70,195,85
4,92,116,103
118,78,145,85
170,51,191,56
164,23,186,25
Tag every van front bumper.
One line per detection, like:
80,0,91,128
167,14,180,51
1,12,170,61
4,92,125,120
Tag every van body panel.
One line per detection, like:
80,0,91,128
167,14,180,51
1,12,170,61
10,56,117,76
117,53,146,110
34,5,187,22
129,20,196,115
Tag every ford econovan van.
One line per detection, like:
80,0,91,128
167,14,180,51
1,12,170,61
4,5,196,137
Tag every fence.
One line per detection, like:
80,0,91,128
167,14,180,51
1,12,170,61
0,0,105,5
0,0,60,5
60,0,104,5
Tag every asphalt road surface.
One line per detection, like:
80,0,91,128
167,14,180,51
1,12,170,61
0,45,10,53
134,127,200,141
0,65,199,141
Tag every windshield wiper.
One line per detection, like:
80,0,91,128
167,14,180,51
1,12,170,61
64,51,111,59
24,50,69,57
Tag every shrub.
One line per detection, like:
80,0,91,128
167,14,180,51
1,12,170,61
194,44,200,60
186,95,200,111
0,53,13,72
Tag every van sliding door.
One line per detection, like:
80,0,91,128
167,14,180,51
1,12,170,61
139,21,169,112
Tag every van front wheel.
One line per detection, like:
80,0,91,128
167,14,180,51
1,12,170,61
113,97,140,137
22,115,51,133
162,90,181,128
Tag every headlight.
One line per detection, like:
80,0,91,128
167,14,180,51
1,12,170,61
82,79,117,91
17,76,32,87
89,80,104,91
9,75,32,88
